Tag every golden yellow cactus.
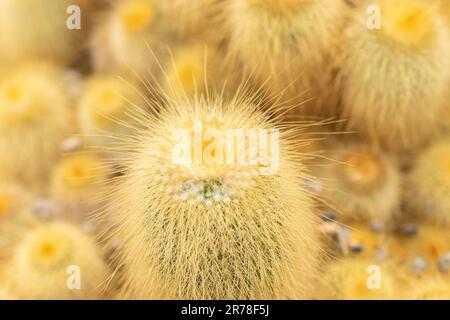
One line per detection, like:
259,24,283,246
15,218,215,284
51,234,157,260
51,154,109,216
226,0,349,116
405,140,450,225
91,0,166,77
317,143,400,222
9,222,109,300
318,258,396,299
108,93,320,299
0,0,89,65
339,0,450,151
0,202,38,260
0,63,71,188
78,75,148,149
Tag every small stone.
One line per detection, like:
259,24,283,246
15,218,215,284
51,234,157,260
370,220,385,233
319,222,339,237
61,136,82,153
402,223,418,236
32,199,56,220
411,256,427,275
375,247,386,261
437,253,450,273
337,227,350,256
350,243,365,253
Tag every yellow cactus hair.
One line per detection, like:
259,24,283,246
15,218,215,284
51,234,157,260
106,91,321,299
225,0,349,116
0,0,88,65
51,154,109,216
91,0,166,76
405,140,450,225
0,63,71,188
317,143,400,222
78,75,147,148
9,221,109,300
162,44,226,99
339,0,450,151
318,258,396,299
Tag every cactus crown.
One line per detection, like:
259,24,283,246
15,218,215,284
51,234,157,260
339,152,385,192
83,77,132,129
56,155,105,190
0,65,62,127
118,0,156,33
378,0,436,49
148,98,280,205
26,225,73,269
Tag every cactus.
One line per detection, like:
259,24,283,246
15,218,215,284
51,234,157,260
51,154,109,217
90,0,166,77
405,140,450,225
317,143,400,222
0,184,37,259
0,63,71,188
107,94,320,299
339,0,450,151
0,0,89,65
9,221,109,299
225,0,349,116
78,75,147,150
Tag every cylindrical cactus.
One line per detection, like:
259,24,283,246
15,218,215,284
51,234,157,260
78,74,148,150
405,140,450,225
225,0,349,117
9,221,109,300
0,184,37,259
316,143,400,223
107,94,321,299
339,0,450,151
51,153,109,217
90,0,167,77
0,0,89,65
0,63,72,189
